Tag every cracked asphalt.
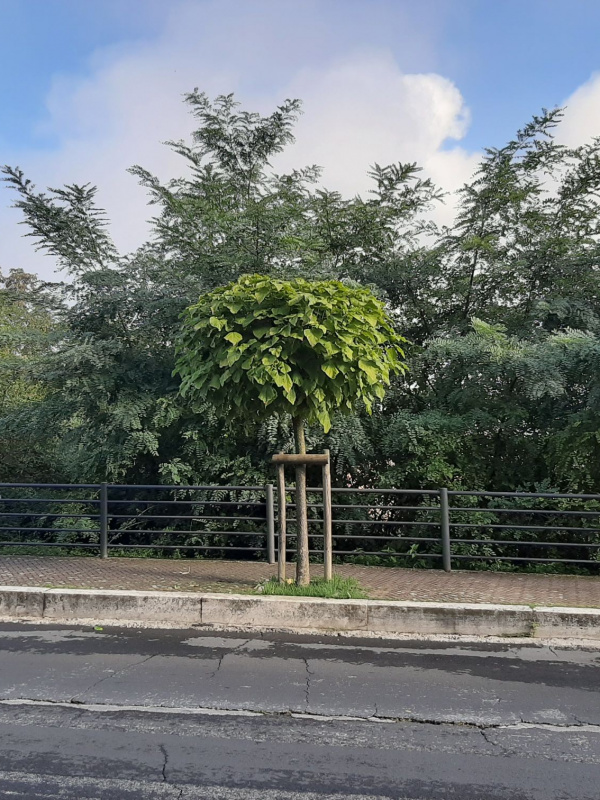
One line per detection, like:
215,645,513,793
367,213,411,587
0,623,598,798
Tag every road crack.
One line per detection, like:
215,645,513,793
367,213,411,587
480,728,506,751
302,658,313,708
572,714,592,725
70,654,156,703
159,743,169,783
548,645,568,661
209,640,250,679
2,697,599,734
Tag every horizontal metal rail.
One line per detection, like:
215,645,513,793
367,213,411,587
105,529,265,536
277,549,443,558
105,499,264,507
0,526,98,533
449,490,600,500
110,484,264,491
0,498,100,505
110,544,265,551
299,487,440,495
0,483,100,489
330,551,442,557
451,554,599,565
450,538,600,548
0,512,99,519
0,541,97,548
451,507,600,516
333,504,440,512
280,533,440,542
286,518,439,527
107,514,265,522
450,523,600,533
285,503,441,512
334,535,440,541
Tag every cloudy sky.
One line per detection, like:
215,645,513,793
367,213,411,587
1,0,600,280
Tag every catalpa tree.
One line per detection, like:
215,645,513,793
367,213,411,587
174,274,407,584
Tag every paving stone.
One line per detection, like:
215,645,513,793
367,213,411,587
0,556,599,608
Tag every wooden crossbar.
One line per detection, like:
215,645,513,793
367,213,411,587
272,453,330,466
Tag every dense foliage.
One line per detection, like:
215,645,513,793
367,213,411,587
0,269,58,481
2,93,600,508
175,274,406,433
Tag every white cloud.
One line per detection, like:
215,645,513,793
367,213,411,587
558,72,600,147
0,0,480,280
274,52,480,228
275,53,474,189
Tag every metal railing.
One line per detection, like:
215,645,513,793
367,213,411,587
283,487,600,573
1,482,599,572
0,482,276,563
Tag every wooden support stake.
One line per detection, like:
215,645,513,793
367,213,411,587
277,460,287,583
322,449,332,581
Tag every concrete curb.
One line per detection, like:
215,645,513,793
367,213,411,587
0,586,598,639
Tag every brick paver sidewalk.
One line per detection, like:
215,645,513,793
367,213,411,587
1,556,599,608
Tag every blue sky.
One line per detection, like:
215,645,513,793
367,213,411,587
1,0,600,277
442,0,600,148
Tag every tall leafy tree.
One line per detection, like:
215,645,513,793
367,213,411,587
439,109,600,335
1,92,427,487
175,274,406,583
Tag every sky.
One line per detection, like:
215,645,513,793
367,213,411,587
1,0,600,280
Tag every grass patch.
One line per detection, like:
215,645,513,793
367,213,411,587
257,574,368,599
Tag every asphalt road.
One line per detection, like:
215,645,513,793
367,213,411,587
0,623,598,798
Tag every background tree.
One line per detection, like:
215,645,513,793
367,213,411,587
1,92,426,488
0,269,59,481
174,274,407,583
372,110,600,494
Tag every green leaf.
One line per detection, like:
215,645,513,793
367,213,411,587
315,408,331,432
321,363,339,379
358,359,380,384
258,384,277,405
226,349,242,366
304,329,319,347
284,386,297,405
209,316,227,330
224,331,243,345
253,326,271,339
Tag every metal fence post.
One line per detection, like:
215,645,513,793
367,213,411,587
100,482,108,559
439,487,451,572
265,483,276,564
322,450,333,581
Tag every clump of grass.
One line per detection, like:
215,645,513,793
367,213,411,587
256,574,368,599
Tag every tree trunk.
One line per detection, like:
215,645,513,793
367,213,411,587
293,415,310,586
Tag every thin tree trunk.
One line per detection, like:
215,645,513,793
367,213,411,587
293,415,310,586
462,216,486,323
462,248,480,322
